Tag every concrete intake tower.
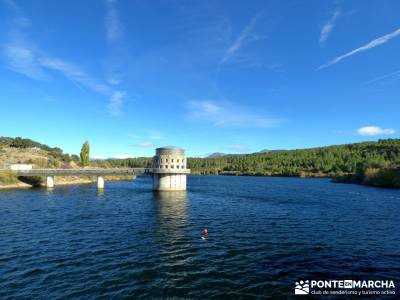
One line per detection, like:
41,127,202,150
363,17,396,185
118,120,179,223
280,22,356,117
152,147,190,191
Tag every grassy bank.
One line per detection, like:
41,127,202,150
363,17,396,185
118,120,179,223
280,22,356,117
335,167,400,188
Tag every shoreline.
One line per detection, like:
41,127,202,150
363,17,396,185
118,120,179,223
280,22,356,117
0,177,133,190
0,182,32,190
2,173,397,190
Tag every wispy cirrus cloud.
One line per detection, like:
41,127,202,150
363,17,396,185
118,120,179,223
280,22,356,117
2,0,127,116
356,126,395,136
3,43,47,80
107,91,126,116
3,42,127,115
39,57,111,95
319,8,342,47
105,0,124,42
220,12,263,65
364,69,400,86
103,0,130,91
186,100,284,128
319,27,400,69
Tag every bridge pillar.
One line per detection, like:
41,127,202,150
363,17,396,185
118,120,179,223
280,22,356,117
97,176,104,189
46,176,54,188
152,147,190,191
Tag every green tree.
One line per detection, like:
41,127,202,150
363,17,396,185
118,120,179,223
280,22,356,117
80,141,90,167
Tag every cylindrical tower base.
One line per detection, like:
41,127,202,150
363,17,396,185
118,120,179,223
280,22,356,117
153,173,187,191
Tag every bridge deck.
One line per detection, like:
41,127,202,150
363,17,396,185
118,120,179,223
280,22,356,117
2,168,190,177
10,168,146,177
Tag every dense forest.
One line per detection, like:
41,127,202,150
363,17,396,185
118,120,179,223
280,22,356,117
188,139,400,176
90,139,400,187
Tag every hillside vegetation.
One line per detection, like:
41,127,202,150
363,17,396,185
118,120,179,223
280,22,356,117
0,137,116,187
1,136,400,188
93,139,400,188
189,139,400,176
0,137,79,168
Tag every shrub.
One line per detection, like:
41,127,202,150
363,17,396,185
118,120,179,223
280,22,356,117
0,170,20,184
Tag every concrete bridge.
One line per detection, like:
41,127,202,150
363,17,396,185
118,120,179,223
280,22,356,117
12,168,147,189
12,167,190,189
6,146,190,191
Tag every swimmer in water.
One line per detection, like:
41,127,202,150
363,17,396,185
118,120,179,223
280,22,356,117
201,228,208,239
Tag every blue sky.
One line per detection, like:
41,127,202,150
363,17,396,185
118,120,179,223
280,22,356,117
1,0,399,158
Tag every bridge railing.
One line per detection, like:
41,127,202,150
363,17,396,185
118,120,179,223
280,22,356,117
5,168,148,177
1,167,190,177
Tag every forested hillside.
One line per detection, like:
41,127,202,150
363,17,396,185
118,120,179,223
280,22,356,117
2,137,400,187
188,139,400,176
92,139,400,187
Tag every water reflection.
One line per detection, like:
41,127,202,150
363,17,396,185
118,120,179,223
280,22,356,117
153,191,192,268
96,189,105,198
153,191,188,236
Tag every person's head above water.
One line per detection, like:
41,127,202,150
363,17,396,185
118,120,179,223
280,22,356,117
203,228,208,235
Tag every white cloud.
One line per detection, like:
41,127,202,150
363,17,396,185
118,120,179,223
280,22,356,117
105,0,124,42
220,12,263,65
319,8,341,47
3,44,47,80
107,90,126,116
39,57,111,95
2,0,127,116
4,45,127,116
357,126,395,136
186,100,283,128
319,27,400,69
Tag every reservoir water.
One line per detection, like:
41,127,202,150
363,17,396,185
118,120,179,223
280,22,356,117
0,176,399,299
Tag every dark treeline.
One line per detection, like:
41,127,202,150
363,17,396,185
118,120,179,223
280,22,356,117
90,139,400,187
188,139,400,177
91,157,152,168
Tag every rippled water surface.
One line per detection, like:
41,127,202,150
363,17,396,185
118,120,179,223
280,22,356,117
0,176,399,299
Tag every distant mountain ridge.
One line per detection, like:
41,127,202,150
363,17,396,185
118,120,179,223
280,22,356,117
207,152,226,158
